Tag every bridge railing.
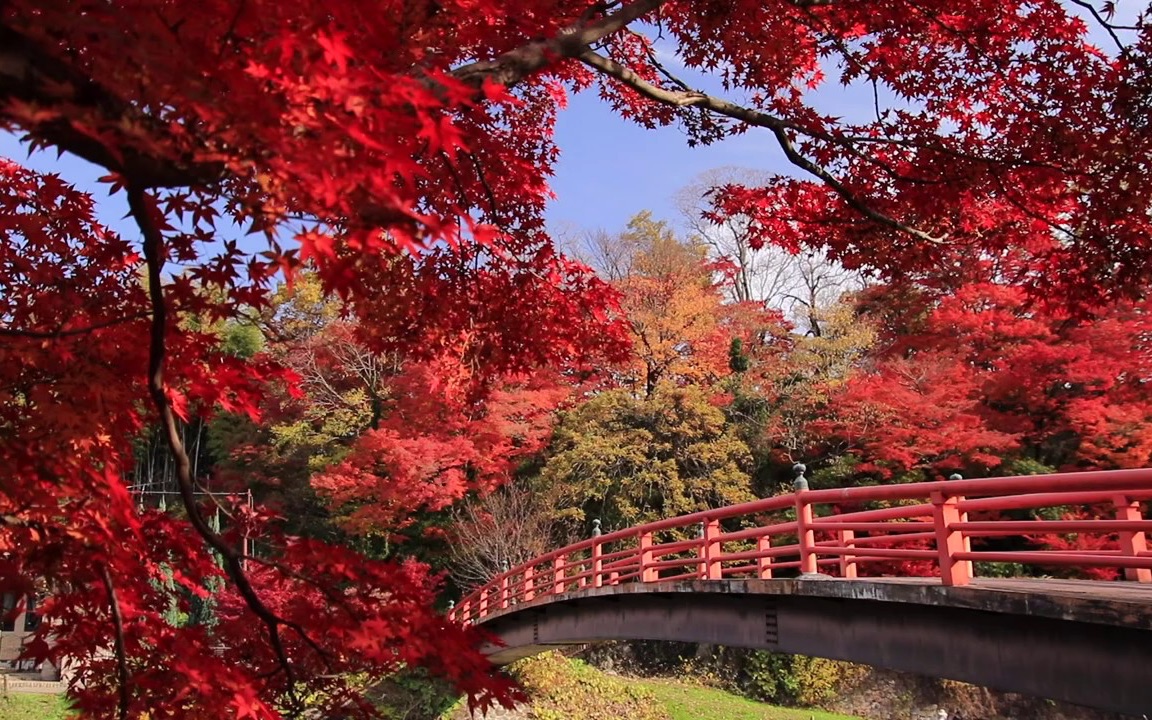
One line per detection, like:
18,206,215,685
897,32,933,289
452,467,1152,624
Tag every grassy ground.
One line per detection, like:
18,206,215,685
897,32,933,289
627,678,862,720
0,693,72,720
0,670,864,720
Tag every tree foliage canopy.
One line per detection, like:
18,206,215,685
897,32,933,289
4,0,1152,717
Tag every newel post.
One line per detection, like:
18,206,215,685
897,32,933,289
794,463,818,576
932,476,972,586
499,560,510,609
640,531,657,582
591,518,604,589
1114,494,1151,583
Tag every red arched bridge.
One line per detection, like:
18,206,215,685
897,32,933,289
452,467,1152,717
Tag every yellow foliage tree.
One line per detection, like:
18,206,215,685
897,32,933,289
538,383,755,533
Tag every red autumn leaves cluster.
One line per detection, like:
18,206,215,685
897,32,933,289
812,283,1152,477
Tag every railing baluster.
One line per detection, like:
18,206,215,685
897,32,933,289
696,521,706,578
838,529,857,579
950,473,974,581
479,588,489,618
701,518,722,579
553,556,565,595
524,565,535,601
500,573,509,609
1114,494,1151,583
757,534,773,579
592,541,604,588
640,531,657,582
932,489,972,586
591,518,602,588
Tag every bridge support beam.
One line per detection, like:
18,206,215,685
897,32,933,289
480,580,1152,717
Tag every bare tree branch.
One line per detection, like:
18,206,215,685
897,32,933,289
449,482,567,591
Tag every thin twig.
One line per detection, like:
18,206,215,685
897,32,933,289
1067,0,1134,54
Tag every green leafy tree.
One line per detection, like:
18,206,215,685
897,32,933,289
538,384,755,533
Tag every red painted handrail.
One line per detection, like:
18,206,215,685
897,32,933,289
451,468,1152,624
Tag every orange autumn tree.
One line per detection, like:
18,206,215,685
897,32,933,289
6,1,1152,719
616,213,720,395
606,211,786,396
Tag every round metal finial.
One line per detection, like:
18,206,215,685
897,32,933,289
949,473,963,481
698,521,706,539
793,462,809,492
448,600,455,609
592,518,602,537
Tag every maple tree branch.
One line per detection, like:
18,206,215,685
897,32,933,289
243,555,361,623
578,49,947,245
99,565,131,720
127,183,331,698
467,152,503,221
451,0,669,88
0,27,224,188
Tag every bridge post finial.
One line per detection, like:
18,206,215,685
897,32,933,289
949,473,963,481
793,463,809,492
592,518,601,537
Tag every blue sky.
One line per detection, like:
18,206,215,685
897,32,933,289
545,90,790,235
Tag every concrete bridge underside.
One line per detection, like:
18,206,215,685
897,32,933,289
477,578,1152,717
